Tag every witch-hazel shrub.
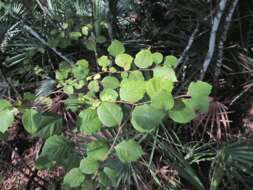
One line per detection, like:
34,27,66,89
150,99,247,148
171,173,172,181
0,40,212,189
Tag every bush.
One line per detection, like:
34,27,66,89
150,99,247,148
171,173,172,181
0,40,212,189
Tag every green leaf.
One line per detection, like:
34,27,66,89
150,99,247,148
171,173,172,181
56,62,71,80
85,36,96,51
164,55,178,68
151,90,174,111
152,52,163,64
38,135,79,171
121,71,129,79
146,77,173,98
131,104,164,133
188,81,212,97
97,102,123,127
115,140,144,163
63,85,74,94
187,81,212,112
0,99,12,110
96,35,107,44
73,80,85,90
69,32,82,40
103,167,119,186
32,113,64,139
102,76,120,89
134,49,153,68
22,109,63,139
80,157,99,174
120,80,146,103
78,108,101,135
99,171,111,187
98,56,110,68
100,89,118,101
168,100,196,124
115,53,133,70
63,168,85,188
86,140,109,161
186,97,210,113
0,109,14,133
88,80,100,93
153,66,177,82
22,109,38,134
81,26,89,36
107,40,125,57
72,59,89,80
128,70,145,81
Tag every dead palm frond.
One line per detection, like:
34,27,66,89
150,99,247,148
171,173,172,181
193,98,231,140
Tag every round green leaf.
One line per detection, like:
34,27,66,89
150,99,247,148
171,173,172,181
188,81,212,97
88,80,100,93
131,104,164,133
187,97,210,113
81,26,89,36
73,80,85,89
187,81,212,113
98,56,110,68
107,40,125,57
128,70,144,81
152,52,163,64
22,109,38,134
64,168,85,188
97,102,123,127
115,53,133,70
85,36,96,51
121,71,129,79
72,59,89,80
80,157,99,174
0,109,14,133
120,80,146,103
63,85,74,94
115,140,144,163
78,108,101,135
56,62,71,80
146,77,173,98
100,89,118,101
102,76,120,89
168,100,196,124
86,140,109,161
96,35,107,44
103,167,119,186
99,171,111,187
164,55,178,68
153,66,178,82
69,32,82,40
151,90,174,111
0,99,12,110
134,49,153,68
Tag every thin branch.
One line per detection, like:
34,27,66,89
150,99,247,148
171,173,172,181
23,25,74,65
177,23,200,67
215,0,239,78
200,0,229,80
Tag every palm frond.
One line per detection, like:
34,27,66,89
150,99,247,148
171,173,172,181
210,141,253,190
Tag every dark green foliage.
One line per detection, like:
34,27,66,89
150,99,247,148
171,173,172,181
1,1,253,190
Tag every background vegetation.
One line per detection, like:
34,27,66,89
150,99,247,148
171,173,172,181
1,0,253,189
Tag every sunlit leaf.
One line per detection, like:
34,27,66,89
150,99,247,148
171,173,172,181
97,102,123,127
134,49,153,68
131,104,164,132
115,140,143,163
